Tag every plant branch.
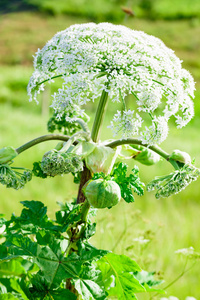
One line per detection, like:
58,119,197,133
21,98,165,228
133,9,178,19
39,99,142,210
105,138,180,170
15,134,71,154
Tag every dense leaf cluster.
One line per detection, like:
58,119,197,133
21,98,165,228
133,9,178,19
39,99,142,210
0,201,163,299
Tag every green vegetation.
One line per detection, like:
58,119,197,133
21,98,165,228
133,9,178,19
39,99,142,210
0,8,200,299
1,0,200,20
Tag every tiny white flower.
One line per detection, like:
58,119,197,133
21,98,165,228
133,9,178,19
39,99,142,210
28,23,195,145
133,236,150,244
175,246,194,256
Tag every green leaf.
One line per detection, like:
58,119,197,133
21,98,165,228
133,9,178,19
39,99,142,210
9,278,29,300
0,294,19,300
0,260,25,277
82,222,96,239
111,162,144,203
0,245,8,259
32,162,48,178
134,270,165,294
97,253,145,299
73,264,107,300
74,279,106,300
78,242,109,262
29,273,77,300
55,202,84,232
143,282,165,294
6,201,55,236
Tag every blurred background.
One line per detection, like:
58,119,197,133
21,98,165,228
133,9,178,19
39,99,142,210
0,0,200,298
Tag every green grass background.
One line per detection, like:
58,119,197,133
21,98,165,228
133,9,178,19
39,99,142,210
0,2,200,299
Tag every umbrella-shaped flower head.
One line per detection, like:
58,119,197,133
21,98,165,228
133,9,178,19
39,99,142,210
28,23,195,145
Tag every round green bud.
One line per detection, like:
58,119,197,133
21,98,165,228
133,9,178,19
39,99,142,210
133,147,160,166
169,149,191,164
0,146,18,164
83,179,121,209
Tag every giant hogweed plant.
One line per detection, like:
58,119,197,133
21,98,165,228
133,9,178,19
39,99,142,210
0,23,199,300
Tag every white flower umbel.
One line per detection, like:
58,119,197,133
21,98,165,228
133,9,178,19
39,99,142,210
28,23,195,145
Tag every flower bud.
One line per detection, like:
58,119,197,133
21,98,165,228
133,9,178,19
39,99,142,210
41,150,83,176
169,149,191,164
85,145,119,175
0,146,18,164
131,145,160,166
83,179,121,209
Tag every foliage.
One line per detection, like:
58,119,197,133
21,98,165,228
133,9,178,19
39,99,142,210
47,112,82,135
0,201,164,299
2,0,200,20
111,162,144,203
0,16,200,299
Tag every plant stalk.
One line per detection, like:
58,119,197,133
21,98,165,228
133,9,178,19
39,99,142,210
105,138,180,170
77,85,110,203
91,87,109,143
16,134,71,154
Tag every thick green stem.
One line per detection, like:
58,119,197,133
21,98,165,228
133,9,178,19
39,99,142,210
15,134,71,154
105,138,180,170
91,88,109,142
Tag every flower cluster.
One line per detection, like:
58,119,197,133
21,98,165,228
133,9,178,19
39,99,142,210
28,23,195,145
41,150,83,176
0,164,32,190
146,164,200,199
175,247,200,259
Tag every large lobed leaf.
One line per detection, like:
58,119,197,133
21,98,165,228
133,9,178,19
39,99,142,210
97,253,145,299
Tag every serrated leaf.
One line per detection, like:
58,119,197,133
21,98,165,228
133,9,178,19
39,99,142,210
74,279,106,300
111,162,144,203
6,201,55,236
73,264,107,300
55,203,84,232
3,233,108,290
3,235,75,287
78,242,109,262
30,274,76,300
97,253,145,299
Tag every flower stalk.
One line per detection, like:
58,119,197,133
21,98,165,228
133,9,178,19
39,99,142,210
16,134,71,154
106,138,180,170
91,87,109,143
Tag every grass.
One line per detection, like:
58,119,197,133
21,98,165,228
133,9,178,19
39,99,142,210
0,10,200,299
